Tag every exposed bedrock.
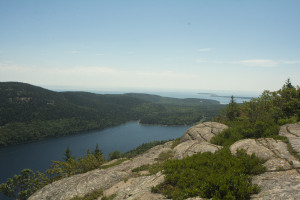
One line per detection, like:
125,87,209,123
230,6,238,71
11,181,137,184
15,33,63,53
29,122,300,200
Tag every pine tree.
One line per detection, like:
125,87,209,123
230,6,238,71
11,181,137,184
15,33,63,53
86,148,92,155
284,78,295,89
94,144,105,162
63,146,74,161
226,96,240,121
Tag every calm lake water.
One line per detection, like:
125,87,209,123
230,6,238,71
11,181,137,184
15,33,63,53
0,121,189,185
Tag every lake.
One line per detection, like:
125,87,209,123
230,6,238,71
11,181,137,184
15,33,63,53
0,121,189,185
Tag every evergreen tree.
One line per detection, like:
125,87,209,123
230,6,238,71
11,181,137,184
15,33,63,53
226,96,240,121
86,148,92,155
94,144,105,161
284,78,295,89
63,146,74,161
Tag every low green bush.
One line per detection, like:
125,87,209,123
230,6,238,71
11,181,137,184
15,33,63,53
108,151,122,161
100,158,128,169
156,150,174,162
171,138,181,149
153,148,265,200
211,120,279,146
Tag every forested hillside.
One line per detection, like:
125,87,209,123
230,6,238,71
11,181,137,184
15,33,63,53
0,82,224,146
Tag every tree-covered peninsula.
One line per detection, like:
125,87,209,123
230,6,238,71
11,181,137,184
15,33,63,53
0,82,224,146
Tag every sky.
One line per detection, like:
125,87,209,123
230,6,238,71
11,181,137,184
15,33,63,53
0,0,300,93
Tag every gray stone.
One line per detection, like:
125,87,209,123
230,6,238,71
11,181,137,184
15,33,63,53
230,135,300,200
103,172,168,200
230,138,300,171
251,169,300,200
279,123,300,157
174,140,221,159
230,139,274,162
180,122,228,143
29,169,129,200
29,141,173,200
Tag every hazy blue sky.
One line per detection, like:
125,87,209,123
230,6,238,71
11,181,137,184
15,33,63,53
0,0,299,93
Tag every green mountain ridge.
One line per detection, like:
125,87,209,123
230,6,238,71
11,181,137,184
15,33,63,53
0,82,224,147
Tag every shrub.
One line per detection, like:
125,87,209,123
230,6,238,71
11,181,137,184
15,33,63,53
211,120,279,146
171,138,181,149
0,169,48,200
153,148,264,200
156,150,174,162
277,116,298,126
108,151,122,161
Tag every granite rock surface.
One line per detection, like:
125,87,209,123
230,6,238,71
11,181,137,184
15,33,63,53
29,122,300,200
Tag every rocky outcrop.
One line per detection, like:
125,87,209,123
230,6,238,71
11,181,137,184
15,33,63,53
103,172,168,200
279,123,300,157
29,169,129,200
180,122,228,143
29,122,226,200
29,142,173,200
174,122,227,159
229,136,300,199
174,140,221,159
251,169,300,200
230,138,300,171
29,122,300,200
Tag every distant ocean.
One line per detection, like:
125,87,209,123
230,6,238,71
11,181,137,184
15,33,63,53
92,90,260,104
51,85,260,104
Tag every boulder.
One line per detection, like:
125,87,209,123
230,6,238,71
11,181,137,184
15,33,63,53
230,138,300,171
180,122,228,143
174,140,221,159
173,122,225,159
230,139,274,162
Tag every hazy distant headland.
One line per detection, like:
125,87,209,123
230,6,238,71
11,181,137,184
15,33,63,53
197,91,257,104
198,92,253,99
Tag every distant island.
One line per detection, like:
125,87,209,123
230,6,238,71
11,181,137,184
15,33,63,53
198,92,253,100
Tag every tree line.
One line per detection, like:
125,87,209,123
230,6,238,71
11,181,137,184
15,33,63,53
211,79,299,146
